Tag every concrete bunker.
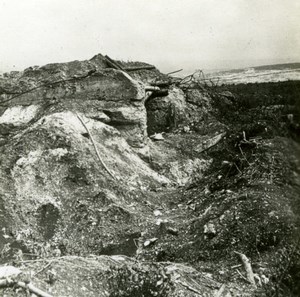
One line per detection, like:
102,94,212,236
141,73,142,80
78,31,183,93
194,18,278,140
145,87,187,136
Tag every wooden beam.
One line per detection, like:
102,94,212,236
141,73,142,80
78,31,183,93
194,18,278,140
124,65,155,71
150,81,171,88
145,86,160,92
166,69,183,75
104,55,124,71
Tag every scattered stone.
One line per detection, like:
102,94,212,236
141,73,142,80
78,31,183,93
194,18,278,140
156,218,168,225
204,185,211,195
168,158,212,186
167,227,179,236
0,266,22,279
0,105,40,127
52,248,61,257
144,238,158,247
154,210,162,217
194,132,225,153
204,222,216,237
220,91,235,100
183,126,190,133
150,133,165,141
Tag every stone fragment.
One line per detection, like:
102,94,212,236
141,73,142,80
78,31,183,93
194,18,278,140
0,266,22,279
143,237,158,247
204,222,216,236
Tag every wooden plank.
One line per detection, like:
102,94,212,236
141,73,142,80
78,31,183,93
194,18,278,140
104,55,124,70
124,65,155,71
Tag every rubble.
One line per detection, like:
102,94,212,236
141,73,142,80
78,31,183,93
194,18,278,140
0,54,299,296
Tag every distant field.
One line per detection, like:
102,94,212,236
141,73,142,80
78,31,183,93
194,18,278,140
205,62,300,85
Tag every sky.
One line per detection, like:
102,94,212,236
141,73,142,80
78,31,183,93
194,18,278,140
0,0,299,73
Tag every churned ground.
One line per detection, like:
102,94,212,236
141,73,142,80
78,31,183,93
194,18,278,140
0,56,299,296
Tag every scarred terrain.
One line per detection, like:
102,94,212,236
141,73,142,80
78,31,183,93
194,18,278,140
0,54,299,296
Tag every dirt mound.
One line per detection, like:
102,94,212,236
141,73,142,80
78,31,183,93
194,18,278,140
0,111,171,258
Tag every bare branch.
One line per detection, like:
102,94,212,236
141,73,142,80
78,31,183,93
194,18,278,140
234,251,257,287
76,113,115,180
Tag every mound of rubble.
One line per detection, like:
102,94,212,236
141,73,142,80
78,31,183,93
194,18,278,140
0,54,299,296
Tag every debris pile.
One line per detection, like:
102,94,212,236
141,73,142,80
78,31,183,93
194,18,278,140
0,54,299,296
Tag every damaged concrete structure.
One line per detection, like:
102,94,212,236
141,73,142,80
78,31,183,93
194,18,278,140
0,54,224,251
1,53,299,296
0,54,177,263
0,54,150,147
